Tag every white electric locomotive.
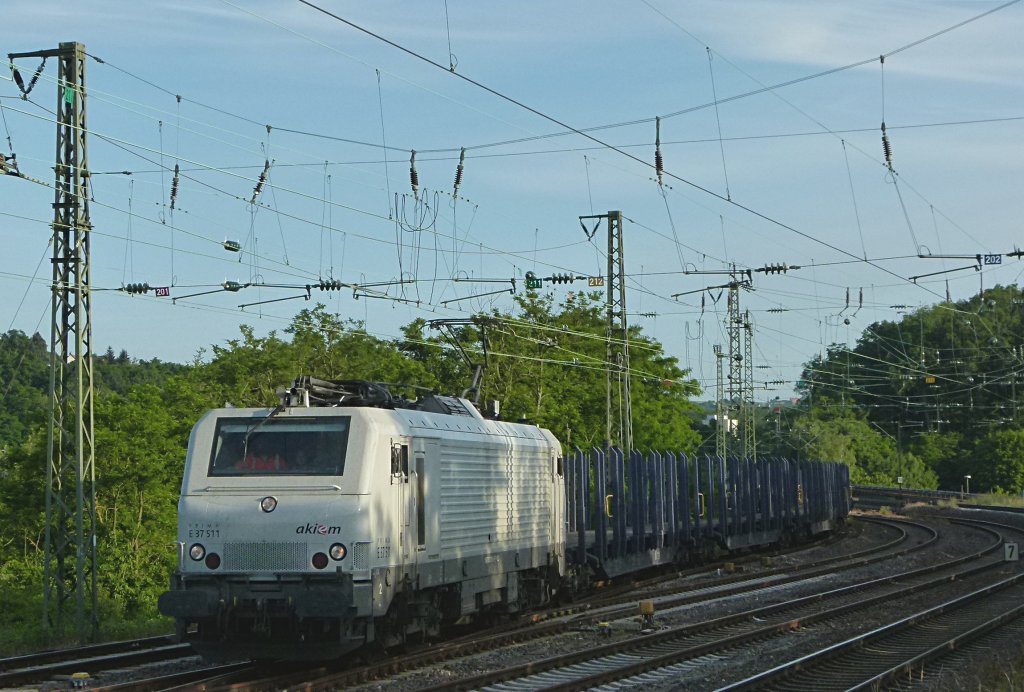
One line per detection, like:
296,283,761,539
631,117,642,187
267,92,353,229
158,377,565,660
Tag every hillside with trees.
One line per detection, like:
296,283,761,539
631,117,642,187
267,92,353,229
5,283,1020,650
789,284,1024,493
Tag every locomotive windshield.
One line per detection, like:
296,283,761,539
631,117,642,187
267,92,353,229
208,416,350,476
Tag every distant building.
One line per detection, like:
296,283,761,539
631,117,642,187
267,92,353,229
703,413,738,434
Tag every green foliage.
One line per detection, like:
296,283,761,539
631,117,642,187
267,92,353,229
0,558,47,652
93,383,197,620
0,298,703,649
795,284,1024,491
0,426,48,557
972,429,1024,494
909,431,965,489
199,305,438,408
426,291,702,452
790,410,937,488
0,330,49,451
0,330,183,454
971,492,1024,508
94,351,183,395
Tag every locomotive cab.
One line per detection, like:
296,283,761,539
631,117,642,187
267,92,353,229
159,406,380,660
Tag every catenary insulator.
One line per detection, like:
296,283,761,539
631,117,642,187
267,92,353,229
11,58,46,97
250,159,271,203
410,150,419,197
655,116,664,185
170,164,180,210
881,122,893,168
453,147,465,197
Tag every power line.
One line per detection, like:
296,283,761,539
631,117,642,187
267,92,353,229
5,96,624,290
82,114,1024,177
6,12,1007,395
447,0,1023,151
300,2,916,295
59,0,1022,164
15,43,1008,301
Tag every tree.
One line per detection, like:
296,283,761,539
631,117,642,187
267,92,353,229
791,410,937,488
973,429,1024,494
92,384,193,620
794,284,1024,490
907,431,965,489
0,330,50,450
460,291,702,452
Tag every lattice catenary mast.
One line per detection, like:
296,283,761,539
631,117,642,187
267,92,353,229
9,41,97,640
581,211,632,453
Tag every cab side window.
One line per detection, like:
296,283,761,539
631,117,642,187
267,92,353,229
391,443,409,483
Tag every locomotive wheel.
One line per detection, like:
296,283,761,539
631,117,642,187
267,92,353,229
376,593,410,650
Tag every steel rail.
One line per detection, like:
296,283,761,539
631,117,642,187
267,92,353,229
721,570,1024,691
419,522,1000,691
91,662,253,692
0,643,193,689
111,518,920,692
171,518,932,692
0,634,174,671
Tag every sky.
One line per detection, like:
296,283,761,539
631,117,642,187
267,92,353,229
2,0,1023,403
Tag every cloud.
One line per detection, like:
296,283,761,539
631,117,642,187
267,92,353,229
657,0,1024,87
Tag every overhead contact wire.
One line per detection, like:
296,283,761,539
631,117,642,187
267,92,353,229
313,0,919,294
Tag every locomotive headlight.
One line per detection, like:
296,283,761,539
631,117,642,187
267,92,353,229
189,543,206,561
329,543,347,561
260,496,278,513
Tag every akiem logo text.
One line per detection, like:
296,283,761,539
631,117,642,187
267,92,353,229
295,522,341,535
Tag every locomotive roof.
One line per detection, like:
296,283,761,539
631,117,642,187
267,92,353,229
277,376,486,419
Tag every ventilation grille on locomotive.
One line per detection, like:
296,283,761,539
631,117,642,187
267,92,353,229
223,541,308,571
352,541,370,570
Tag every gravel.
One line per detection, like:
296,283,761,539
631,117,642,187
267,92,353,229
25,506,1024,691
350,508,1024,691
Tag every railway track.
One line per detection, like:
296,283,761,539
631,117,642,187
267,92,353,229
0,521,860,691
728,578,1024,691
0,635,192,689
120,516,937,691
413,516,1014,692
13,509,1019,691
414,519,1003,691
721,517,1024,691
6,515,955,691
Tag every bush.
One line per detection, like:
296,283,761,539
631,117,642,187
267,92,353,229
0,559,48,654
